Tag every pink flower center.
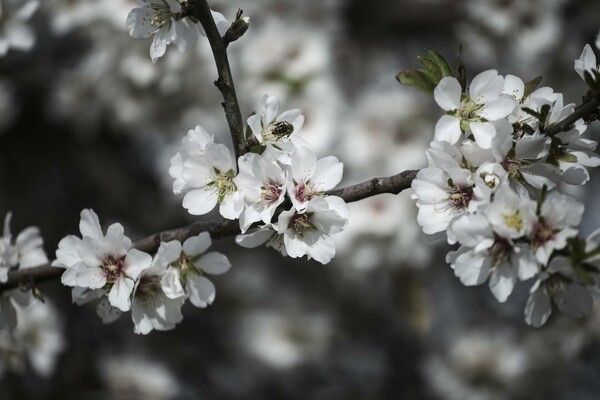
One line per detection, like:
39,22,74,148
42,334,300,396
261,180,283,205
102,255,126,284
294,181,314,204
531,219,555,248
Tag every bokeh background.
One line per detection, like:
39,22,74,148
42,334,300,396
1,0,600,398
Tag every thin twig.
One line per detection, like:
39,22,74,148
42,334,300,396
545,93,600,136
327,170,419,203
189,0,245,158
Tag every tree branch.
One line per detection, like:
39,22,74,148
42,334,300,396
545,92,600,136
188,0,245,159
0,169,419,293
327,170,419,202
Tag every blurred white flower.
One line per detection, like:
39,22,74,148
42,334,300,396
0,292,64,378
238,309,332,369
0,0,38,56
0,212,48,283
423,329,531,400
12,296,65,377
100,355,180,400
47,0,132,34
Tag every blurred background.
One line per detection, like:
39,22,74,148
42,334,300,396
1,0,600,398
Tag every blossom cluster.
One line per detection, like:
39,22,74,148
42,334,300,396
53,209,231,334
169,94,350,264
411,41,600,327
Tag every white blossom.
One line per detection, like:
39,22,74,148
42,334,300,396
447,212,538,303
0,0,39,56
286,146,343,213
235,225,287,257
483,186,536,240
247,94,305,146
411,142,474,235
502,74,558,130
131,261,185,335
547,96,600,185
54,209,152,312
169,124,214,195
277,196,349,264
530,192,583,265
574,44,599,82
433,70,516,148
525,256,592,327
157,233,231,308
127,0,229,63
179,142,244,219
234,151,287,233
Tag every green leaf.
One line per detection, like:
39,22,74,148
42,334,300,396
569,237,588,262
539,104,551,124
576,264,596,286
397,50,454,96
396,69,437,95
521,107,542,120
557,153,578,163
417,55,442,81
523,75,543,98
536,185,548,215
426,50,453,77
593,70,600,88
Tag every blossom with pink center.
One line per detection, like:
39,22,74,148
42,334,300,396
54,209,152,312
234,151,287,233
286,146,343,213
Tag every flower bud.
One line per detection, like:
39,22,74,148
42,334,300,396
224,16,250,44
